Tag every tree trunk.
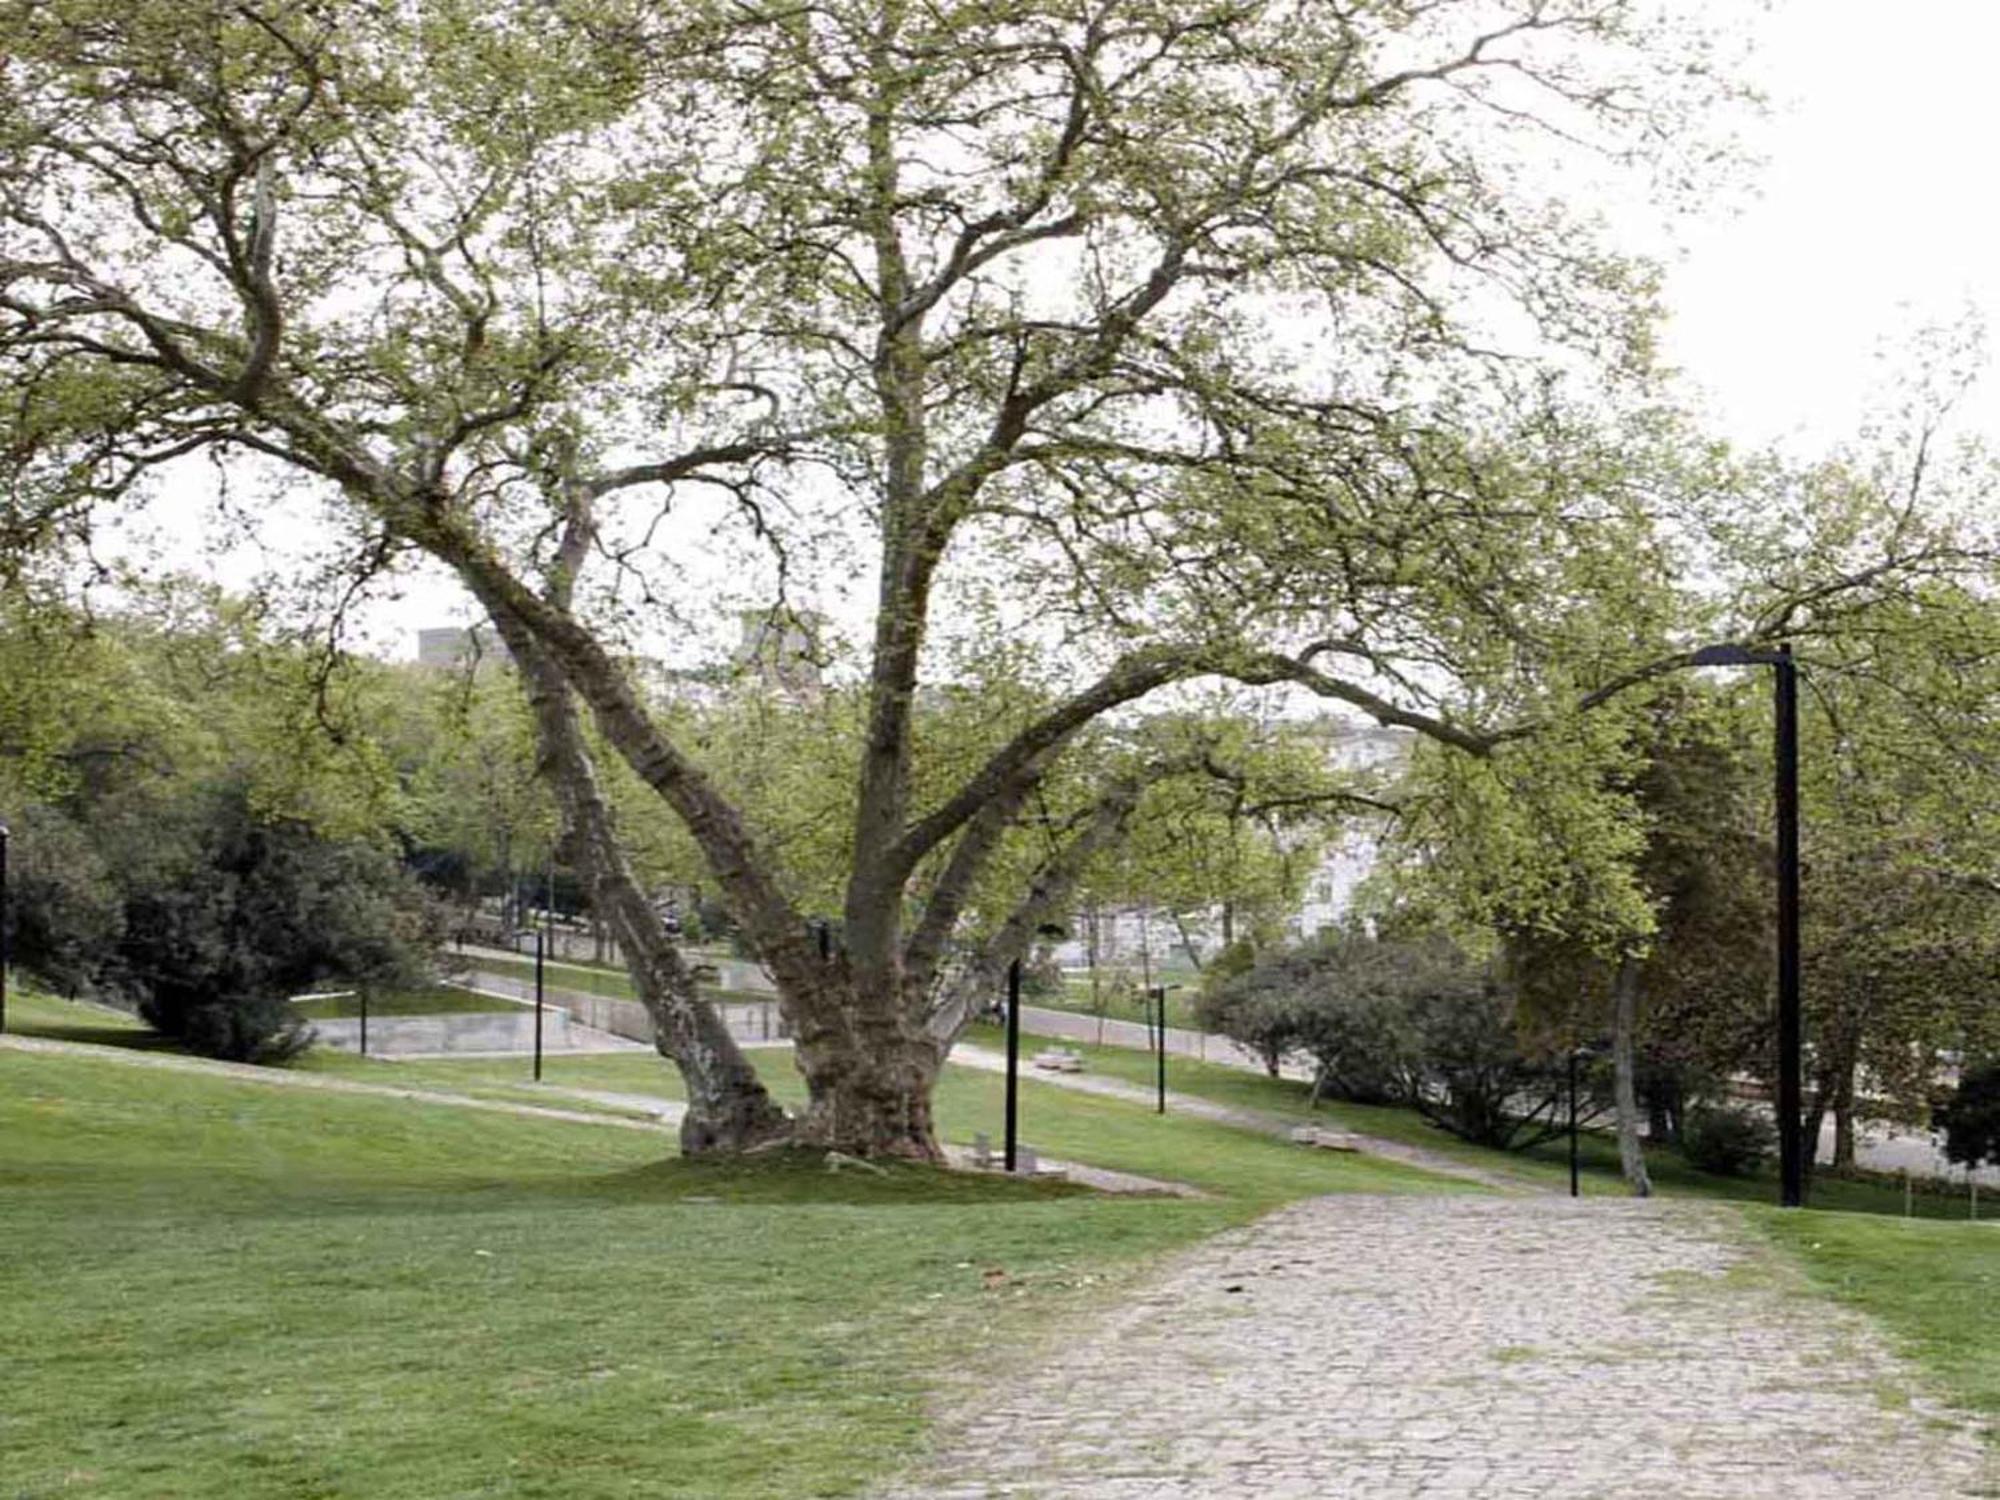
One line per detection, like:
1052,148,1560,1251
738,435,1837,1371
1611,955,1652,1197
496,613,792,1156
1171,910,1205,971
1831,1048,1860,1171
791,972,945,1160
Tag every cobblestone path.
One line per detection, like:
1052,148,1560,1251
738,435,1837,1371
881,1196,1995,1499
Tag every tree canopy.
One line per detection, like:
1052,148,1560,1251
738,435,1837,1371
4,0,1990,1156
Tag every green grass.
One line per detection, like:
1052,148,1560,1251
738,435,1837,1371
2,986,1461,1499
290,985,519,1019
4,987,171,1050
1031,977,1203,1030
1751,1209,2000,1439
984,1023,1991,1218
469,953,773,1008
304,1043,1464,1207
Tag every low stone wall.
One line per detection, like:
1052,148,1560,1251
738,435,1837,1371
463,968,789,1047
310,1006,570,1056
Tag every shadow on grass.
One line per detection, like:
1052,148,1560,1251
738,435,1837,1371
12,1020,178,1051
567,1150,1099,1207
9,1149,1108,1225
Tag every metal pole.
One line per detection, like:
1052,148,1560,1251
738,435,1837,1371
359,986,368,1056
1568,1049,1580,1198
1152,986,1166,1114
0,822,10,1036
533,930,545,1082
1004,957,1021,1172
1776,643,1804,1209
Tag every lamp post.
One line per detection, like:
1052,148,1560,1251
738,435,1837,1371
1146,985,1182,1114
1568,1048,1581,1199
532,929,545,1082
0,821,9,1036
1690,641,1804,1209
515,928,546,1082
1004,957,1021,1172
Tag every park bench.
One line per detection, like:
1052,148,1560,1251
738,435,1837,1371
1289,1125,1361,1152
969,1133,1065,1178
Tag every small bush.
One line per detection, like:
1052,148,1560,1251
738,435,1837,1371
1400,982,1561,1150
1937,1061,2000,1169
1295,990,1412,1106
1194,976,1302,1078
1679,1104,1776,1177
167,993,314,1065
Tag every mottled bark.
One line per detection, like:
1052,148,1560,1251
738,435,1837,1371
1611,955,1653,1198
921,774,1143,1058
792,970,945,1160
493,611,791,1156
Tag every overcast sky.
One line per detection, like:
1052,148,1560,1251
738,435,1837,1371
1661,0,2000,453
115,0,2000,659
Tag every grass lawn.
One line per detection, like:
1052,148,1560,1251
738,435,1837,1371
2,988,1460,1499
308,1043,1462,1206
984,1023,1990,1220
290,985,519,1019
5,987,171,1050
468,952,773,1008
1023,977,1203,1030
1751,1209,2000,1443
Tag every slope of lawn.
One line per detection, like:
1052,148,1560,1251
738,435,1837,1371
469,952,772,1007
1,998,1460,1500
290,985,519,1019
997,1023,1990,1220
1752,1209,2000,1441
309,1042,1461,1205
6,987,170,1050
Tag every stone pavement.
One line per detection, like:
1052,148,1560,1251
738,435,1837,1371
879,1196,1996,1499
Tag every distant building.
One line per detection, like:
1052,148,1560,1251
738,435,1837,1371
1286,722,1412,940
1049,716,1416,970
730,609,826,696
415,625,506,671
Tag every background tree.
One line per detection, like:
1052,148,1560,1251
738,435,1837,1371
0,577,445,1058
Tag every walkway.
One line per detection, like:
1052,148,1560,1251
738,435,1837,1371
951,1043,1521,1192
879,1195,1996,1499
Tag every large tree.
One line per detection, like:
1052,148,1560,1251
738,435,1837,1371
0,0,1789,1155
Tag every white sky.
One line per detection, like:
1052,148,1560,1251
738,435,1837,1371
113,0,2000,659
1660,0,2000,454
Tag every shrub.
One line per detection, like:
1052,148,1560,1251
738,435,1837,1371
1203,924,1568,1147
1195,960,1306,1077
1679,1104,1777,1177
1294,989,1412,1106
3,803,123,997
1400,982,1563,1150
1937,1062,2000,1169
113,778,444,1062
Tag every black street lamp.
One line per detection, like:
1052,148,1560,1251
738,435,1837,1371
1146,984,1182,1114
1568,1047,1583,1199
515,928,546,1082
0,821,9,1036
1690,641,1804,1209
1004,957,1022,1172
